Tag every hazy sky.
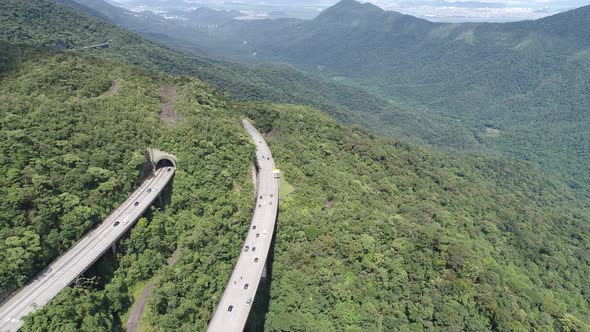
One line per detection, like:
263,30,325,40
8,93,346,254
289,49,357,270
110,0,590,22
366,0,589,21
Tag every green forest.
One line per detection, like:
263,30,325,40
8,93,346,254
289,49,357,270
0,0,589,331
73,0,590,197
1,0,461,151
1,47,256,330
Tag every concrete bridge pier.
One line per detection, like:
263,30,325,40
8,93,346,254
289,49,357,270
111,242,119,269
260,262,268,285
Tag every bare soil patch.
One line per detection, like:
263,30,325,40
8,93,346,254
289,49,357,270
265,127,278,137
159,85,181,125
103,80,119,96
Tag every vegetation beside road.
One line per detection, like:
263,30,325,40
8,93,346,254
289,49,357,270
0,1,588,331
0,47,254,330
3,47,587,331
239,102,590,331
71,0,590,197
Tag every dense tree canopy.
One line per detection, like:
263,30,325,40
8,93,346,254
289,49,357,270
0,1,588,331
3,47,587,331
66,0,590,197
0,48,253,330
237,103,590,331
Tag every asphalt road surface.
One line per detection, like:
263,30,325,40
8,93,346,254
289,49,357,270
0,166,175,332
207,119,280,332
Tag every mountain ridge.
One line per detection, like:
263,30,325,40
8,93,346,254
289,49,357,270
134,0,590,195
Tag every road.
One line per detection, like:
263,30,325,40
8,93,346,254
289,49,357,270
207,119,280,332
0,166,176,332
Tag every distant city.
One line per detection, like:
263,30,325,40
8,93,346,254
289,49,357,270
106,0,587,22
107,0,331,20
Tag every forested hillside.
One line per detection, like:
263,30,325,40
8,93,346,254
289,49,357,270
106,0,590,196
1,1,589,331
3,47,587,331
1,0,469,152
239,104,590,331
250,1,590,195
0,45,255,330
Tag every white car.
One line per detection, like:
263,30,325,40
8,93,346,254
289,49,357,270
246,298,252,305
122,217,130,225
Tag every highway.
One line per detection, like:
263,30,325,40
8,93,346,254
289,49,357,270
0,166,176,332
207,119,280,332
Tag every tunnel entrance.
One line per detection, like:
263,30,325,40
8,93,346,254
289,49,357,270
155,158,175,169
146,148,178,171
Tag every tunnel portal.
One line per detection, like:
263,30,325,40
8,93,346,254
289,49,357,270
146,148,178,170
155,158,175,169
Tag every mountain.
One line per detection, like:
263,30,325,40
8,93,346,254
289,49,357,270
1,0,589,331
115,0,590,196
2,0,481,150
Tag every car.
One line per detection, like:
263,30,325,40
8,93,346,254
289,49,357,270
122,217,130,225
244,284,249,290
254,258,259,263
167,168,172,172
246,298,252,305
153,187,157,191
269,202,272,205
147,188,152,193
267,157,270,160
258,204,261,208
228,305,233,312
134,201,139,206
252,225,257,230
259,195,262,199
256,233,260,238
113,221,120,227
270,194,273,198
263,230,267,234
252,247,256,252
244,246,249,252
